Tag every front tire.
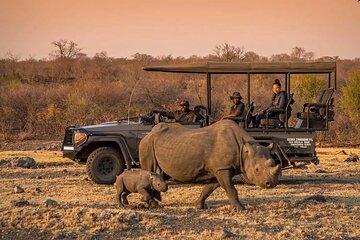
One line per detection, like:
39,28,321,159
86,147,124,184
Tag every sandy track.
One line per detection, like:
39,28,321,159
0,148,359,239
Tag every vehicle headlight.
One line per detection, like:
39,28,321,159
74,130,88,146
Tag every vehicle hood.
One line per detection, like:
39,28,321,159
80,121,142,134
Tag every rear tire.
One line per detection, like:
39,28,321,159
86,147,124,184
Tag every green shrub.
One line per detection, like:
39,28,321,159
341,71,360,132
292,74,327,101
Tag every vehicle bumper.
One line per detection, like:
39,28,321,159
62,146,81,162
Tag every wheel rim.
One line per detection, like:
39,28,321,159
98,157,115,175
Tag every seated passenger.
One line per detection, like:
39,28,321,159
222,91,245,120
253,79,288,128
153,100,202,123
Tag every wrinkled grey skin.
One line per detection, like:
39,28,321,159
114,169,168,207
140,120,281,211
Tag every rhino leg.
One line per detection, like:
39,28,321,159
116,182,124,207
152,189,162,202
215,169,245,211
116,190,123,207
138,188,152,207
121,190,130,205
195,182,220,209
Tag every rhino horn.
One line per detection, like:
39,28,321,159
270,164,282,176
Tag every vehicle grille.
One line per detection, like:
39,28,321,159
63,129,74,145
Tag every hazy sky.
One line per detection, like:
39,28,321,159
0,0,359,59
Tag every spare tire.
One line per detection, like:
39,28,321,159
86,147,124,184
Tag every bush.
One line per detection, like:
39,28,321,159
341,71,360,132
292,74,327,102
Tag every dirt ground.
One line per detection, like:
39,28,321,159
0,148,359,240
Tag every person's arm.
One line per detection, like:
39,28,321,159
222,103,244,119
262,95,275,113
152,110,174,119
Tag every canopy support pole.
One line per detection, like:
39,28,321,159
206,73,211,126
247,73,251,107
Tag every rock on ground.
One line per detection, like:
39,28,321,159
344,154,359,162
303,195,327,202
44,198,58,207
214,228,236,238
14,186,25,193
14,200,30,207
10,157,37,168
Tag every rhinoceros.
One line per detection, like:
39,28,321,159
139,120,281,210
114,169,168,207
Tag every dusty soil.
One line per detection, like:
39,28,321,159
0,148,359,239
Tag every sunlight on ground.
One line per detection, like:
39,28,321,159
0,151,73,165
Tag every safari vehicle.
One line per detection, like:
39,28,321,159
62,62,336,184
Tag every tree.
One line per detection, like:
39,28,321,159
50,40,83,59
341,71,360,132
131,53,154,62
213,43,245,62
243,51,260,62
290,46,315,61
270,53,291,62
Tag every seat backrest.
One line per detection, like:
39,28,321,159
240,102,254,118
193,105,207,120
317,88,334,104
279,93,295,122
317,88,334,116
234,102,254,128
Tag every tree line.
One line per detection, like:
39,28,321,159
0,41,359,146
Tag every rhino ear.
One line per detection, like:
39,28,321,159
150,172,157,181
149,174,154,181
244,142,254,153
267,143,274,150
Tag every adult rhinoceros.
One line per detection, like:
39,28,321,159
139,120,281,210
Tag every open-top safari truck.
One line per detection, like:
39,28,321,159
62,62,336,184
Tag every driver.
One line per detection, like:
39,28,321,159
153,100,201,123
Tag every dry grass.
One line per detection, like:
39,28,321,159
0,151,73,165
0,148,359,239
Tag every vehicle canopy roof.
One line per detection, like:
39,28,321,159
143,61,336,74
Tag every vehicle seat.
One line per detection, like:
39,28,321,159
229,102,254,128
296,88,334,128
194,105,207,120
260,93,295,128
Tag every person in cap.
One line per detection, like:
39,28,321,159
222,91,245,120
152,100,202,123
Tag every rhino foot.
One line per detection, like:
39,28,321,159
231,203,246,212
149,199,159,207
195,201,208,209
121,197,129,205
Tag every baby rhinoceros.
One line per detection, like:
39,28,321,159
114,169,168,207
